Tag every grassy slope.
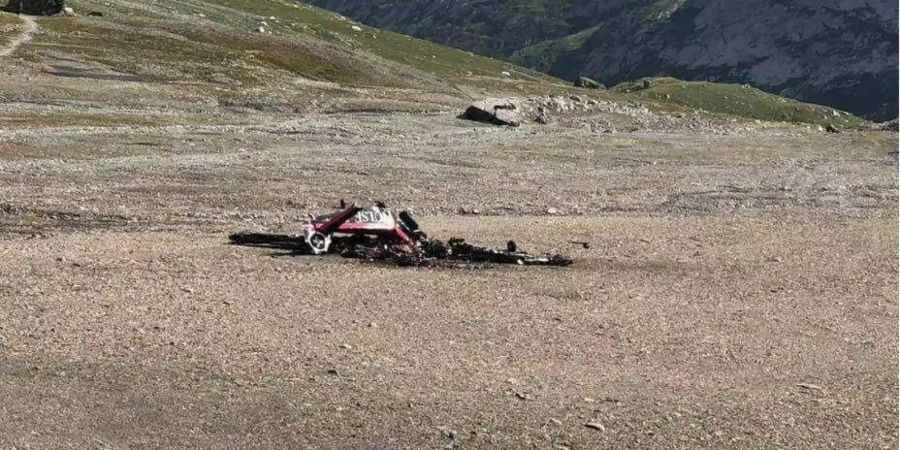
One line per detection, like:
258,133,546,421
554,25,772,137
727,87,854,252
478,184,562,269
0,9,20,47
616,78,867,128
0,0,564,126
41,0,556,88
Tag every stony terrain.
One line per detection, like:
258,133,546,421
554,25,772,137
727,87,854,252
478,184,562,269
0,1,898,449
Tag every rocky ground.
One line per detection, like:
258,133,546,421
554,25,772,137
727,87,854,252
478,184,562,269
0,4,897,449
0,110,897,449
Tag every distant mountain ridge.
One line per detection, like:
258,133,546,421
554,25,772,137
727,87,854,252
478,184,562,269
304,0,899,121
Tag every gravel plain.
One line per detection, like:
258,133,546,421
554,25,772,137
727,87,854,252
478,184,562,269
0,7,897,449
1,111,897,449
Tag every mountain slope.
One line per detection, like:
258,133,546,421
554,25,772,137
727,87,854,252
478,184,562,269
305,0,899,121
0,0,563,125
0,0,869,131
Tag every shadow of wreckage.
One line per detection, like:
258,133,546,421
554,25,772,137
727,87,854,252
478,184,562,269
229,202,573,267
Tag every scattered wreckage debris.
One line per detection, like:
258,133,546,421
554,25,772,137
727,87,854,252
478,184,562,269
569,240,592,249
229,202,572,267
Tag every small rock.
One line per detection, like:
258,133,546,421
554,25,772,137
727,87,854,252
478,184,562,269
351,25,362,31
546,207,560,215
340,343,353,350
585,422,606,432
548,418,562,426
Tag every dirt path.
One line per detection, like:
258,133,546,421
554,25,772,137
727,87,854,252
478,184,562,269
0,14,37,57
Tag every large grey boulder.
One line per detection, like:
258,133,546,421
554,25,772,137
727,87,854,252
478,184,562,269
460,98,523,127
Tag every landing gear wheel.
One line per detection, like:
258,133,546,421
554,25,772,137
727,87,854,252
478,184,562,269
304,231,332,255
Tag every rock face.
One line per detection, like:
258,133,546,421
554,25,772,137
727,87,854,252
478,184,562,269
304,0,898,121
5,0,65,15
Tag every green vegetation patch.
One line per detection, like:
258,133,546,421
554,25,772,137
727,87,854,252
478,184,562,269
617,78,867,127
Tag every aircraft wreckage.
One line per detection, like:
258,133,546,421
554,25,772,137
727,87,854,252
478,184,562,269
229,202,572,267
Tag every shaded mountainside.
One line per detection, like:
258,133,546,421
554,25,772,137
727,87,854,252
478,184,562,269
305,0,899,121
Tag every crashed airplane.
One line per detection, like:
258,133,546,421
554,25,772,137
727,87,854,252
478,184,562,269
230,202,572,267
